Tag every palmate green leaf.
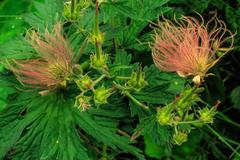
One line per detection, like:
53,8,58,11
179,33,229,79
0,92,40,159
0,38,34,59
102,0,139,21
0,92,144,160
0,73,18,111
102,0,170,51
103,0,169,21
10,94,88,160
133,115,172,155
74,111,144,160
134,116,170,144
88,95,130,131
88,99,129,119
24,0,63,31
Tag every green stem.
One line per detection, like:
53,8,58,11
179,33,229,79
95,39,101,59
112,38,117,54
115,76,131,80
224,137,240,146
101,144,108,160
95,0,99,36
136,65,141,82
230,146,240,159
94,0,101,59
74,37,89,63
124,91,149,110
207,125,240,157
93,74,106,86
217,112,240,128
113,82,149,110
181,85,198,103
177,120,203,124
71,0,75,15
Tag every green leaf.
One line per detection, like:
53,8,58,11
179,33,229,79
144,134,169,159
104,0,169,21
0,38,34,59
133,115,172,155
102,1,139,20
0,92,144,159
109,50,135,78
74,109,144,160
0,74,18,111
230,86,240,109
0,0,38,43
24,0,63,31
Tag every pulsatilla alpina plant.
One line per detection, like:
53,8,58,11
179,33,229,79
0,0,239,160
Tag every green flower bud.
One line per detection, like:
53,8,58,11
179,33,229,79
74,95,91,112
90,32,105,45
90,53,108,69
94,86,113,105
199,107,216,123
64,1,80,20
156,105,174,125
75,74,93,91
64,0,91,20
173,130,188,145
127,65,148,91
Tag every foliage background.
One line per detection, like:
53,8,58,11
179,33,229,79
0,0,239,159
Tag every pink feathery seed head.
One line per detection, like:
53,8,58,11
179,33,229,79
152,13,234,81
10,23,74,89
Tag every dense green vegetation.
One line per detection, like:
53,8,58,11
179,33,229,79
0,0,239,159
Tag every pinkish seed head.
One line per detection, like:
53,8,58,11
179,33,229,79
10,23,74,89
152,14,234,81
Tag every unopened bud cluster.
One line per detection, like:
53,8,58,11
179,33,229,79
173,130,188,146
90,53,108,69
74,95,91,112
156,85,217,146
94,86,113,105
127,66,148,91
64,0,91,20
